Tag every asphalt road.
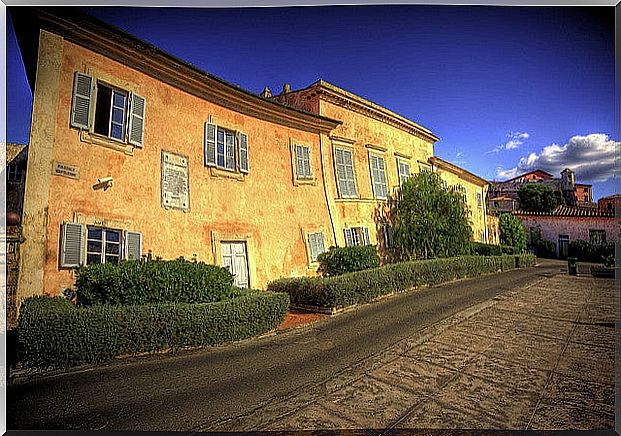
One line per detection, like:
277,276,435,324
7,260,563,431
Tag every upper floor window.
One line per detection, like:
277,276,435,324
7,163,23,184
442,179,448,190
397,159,410,186
369,154,388,200
294,144,313,180
71,72,146,147
477,192,482,208
204,123,249,173
335,147,358,198
344,226,370,247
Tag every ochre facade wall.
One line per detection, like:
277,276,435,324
36,38,336,296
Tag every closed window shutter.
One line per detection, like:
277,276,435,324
204,123,216,166
60,222,84,267
125,231,142,261
70,72,93,129
343,151,356,196
304,146,311,177
308,233,318,262
295,145,305,178
316,233,326,257
128,93,146,147
335,149,347,196
238,132,249,173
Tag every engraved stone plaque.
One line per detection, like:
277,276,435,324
52,161,80,179
161,150,190,211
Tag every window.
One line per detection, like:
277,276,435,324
397,160,410,186
86,226,121,265
71,72,146,147
204,123,249,173
7,164,23,184
344,227,370,247
335,147,357,198
382,224,394,248
589,229,606,246
442,179,448,190
460,185,467,203
583,195,588,202
60,222,142,268
369,154,388,199
307,231,326,262
294,144,313,179
477,192,482,208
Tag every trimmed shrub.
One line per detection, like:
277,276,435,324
568,240,614,264
75,259,234,306
268,255,525,310
532,239,556,259
317,245,380,276
500,245,518,255
18,291,289,369
470,242,502,256
515,254,537,268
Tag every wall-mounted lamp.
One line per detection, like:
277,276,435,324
93,176,113,191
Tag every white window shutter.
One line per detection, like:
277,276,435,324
344,228,354,247
70,72,93,129
125,231,142,261
128,93,146,147
60,222,84,268
316,232,326,257
362,227,371,245
204,123,217,166
238,132,249,173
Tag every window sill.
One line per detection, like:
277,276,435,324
208,166,246,181
80,130,134,156
294,177,317,187
335,197,387,204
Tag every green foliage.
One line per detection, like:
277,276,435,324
75,259,234,306
470,242,502,256
268,255,531,310
568,240,614,264
518,183,560,212
498,213,527,253
394,171,472,260
532,239,556,258
515,254,537,268
17,292,289,369
317,245,380,276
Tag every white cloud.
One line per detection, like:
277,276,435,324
496,133,619,182
488,131,530,153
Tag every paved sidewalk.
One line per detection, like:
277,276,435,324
210,273,616,431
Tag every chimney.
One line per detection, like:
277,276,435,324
282,83,291,94
260,87,272,98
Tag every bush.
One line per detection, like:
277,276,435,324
268,255,526,310
317,245,380,276
470,242,502,256
500,245,518,255
532,239,556,258
18,292,289,369
75,259,234,306
568,240,614,264
515,254,537,268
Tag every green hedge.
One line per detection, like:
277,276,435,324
75,259,234,306
568,240,614,264
18,291,289,369
268,255,531,310
470,242,503,256
515,253,537,268
317,245,380,276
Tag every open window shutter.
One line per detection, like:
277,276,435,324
204,123,216,166
316,232,326,257
70,72,93,129
308,234,318,262
344,228,354,247
238,132,249,173
362,227,371,245
295,145,304,177
125,231,142,261
304,146,312,177
128,93,146,147
60,222,84,267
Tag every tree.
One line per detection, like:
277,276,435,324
518,183,560,212
393,171,472,260
498,213,527,252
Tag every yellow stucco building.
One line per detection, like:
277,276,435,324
11,8,498,314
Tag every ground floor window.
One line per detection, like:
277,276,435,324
307,231,326,262
344,227,371,247
86,226,122,265
589,229,606,246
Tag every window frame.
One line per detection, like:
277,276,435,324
344,226,371,247
397,158,411,186
292,142,314,183
93,82,129,144
85,225,123,265
306,231,327,264
334,146,358,198
369,152,388,200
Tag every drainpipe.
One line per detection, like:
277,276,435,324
319,132,338,247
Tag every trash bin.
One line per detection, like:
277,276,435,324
567,257,578,276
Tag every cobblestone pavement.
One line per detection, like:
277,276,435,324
209,274,617,431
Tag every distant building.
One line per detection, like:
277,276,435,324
6,143,28,220
488,168,594,212
598,194,620,214
515,206,618,258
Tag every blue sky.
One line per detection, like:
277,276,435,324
6,5,617,199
